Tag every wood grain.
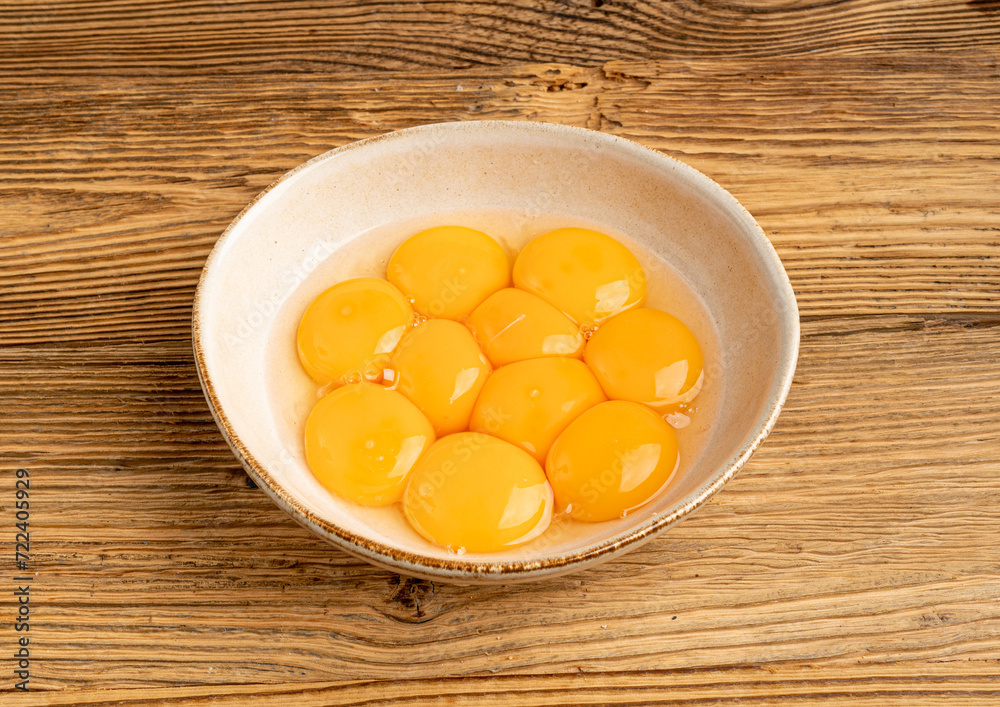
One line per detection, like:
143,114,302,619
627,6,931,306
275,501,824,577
4,314,1000,693
5,664,1000,705
1,1,999,703
2,56,998,345
1,0,1000,75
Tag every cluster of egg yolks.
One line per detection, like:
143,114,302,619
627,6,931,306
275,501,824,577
470,357,606,463
387,318,492,436
387,226,511,320
467,288,584,366
305,383,435,506
297,278,413,386
585,308,704,412
298,225,705,552
403,432,553,553
513,228,647,327
546,401,680,522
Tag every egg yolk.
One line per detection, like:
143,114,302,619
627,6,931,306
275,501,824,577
403,432,553,552
513,228,646,327
470,357,606,463
297,224,707,550
297,278,413,386
387,318,492,435
585,307,704,411
387,225,511,320
466,288,584,366
546,401,679,522
305,383,435,506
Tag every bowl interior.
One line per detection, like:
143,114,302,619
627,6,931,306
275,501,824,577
194,121,798,580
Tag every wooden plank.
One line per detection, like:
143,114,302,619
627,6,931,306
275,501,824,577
1,315,998,689
1,55,998,346
1,0,999,75
5,664,1000,705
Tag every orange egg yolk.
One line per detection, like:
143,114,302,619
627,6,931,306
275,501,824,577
387,318,492,435
546,401,679,522
585,307,704,411
403,432,553,552
296,278,412,386
470,357,606,463
297,225,706,552
466,288,584,366
387,225,511,320
305,383,435,506
513,227,646,327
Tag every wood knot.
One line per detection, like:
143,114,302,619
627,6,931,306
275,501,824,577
382,576,437,623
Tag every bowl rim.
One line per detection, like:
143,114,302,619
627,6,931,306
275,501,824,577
192,119,800,581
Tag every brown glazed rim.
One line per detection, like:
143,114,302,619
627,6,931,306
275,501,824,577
192,120,800,581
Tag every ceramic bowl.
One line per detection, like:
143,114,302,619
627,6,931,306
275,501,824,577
193,120,799,583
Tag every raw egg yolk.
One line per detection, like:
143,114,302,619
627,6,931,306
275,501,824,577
387,225,510,320
546,401,679,522
466,288,584,366
297,278,412,386
584,307,704,411
513,228,646,327
305,383,435,506
388,318,492,435
470,357,606,463
403,432,553,552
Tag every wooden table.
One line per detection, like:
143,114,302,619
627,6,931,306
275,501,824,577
2,1,999,704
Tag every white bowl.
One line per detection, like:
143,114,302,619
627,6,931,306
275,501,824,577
193,120,799,583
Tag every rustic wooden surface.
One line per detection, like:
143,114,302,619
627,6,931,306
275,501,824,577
2,1,999,704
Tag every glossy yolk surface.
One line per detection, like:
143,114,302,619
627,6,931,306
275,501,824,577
546,401,679,522
466,288,584,366
297,278,412,386
305,383,435,506
387,318,492,435
585,307,704,411
387,225,511,320
470,357,606,463
403,432,553,552
513,228,646,327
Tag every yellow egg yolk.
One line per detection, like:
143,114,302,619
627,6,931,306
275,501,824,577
585,307,704,411
466,288,584,366
387,225,510,320
513,228,646,327
305,383,435,506
470,357,606,463
298,226,707,551
387,318,492,435
403,432,552,552
546,401,679,522
297,278,412,386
